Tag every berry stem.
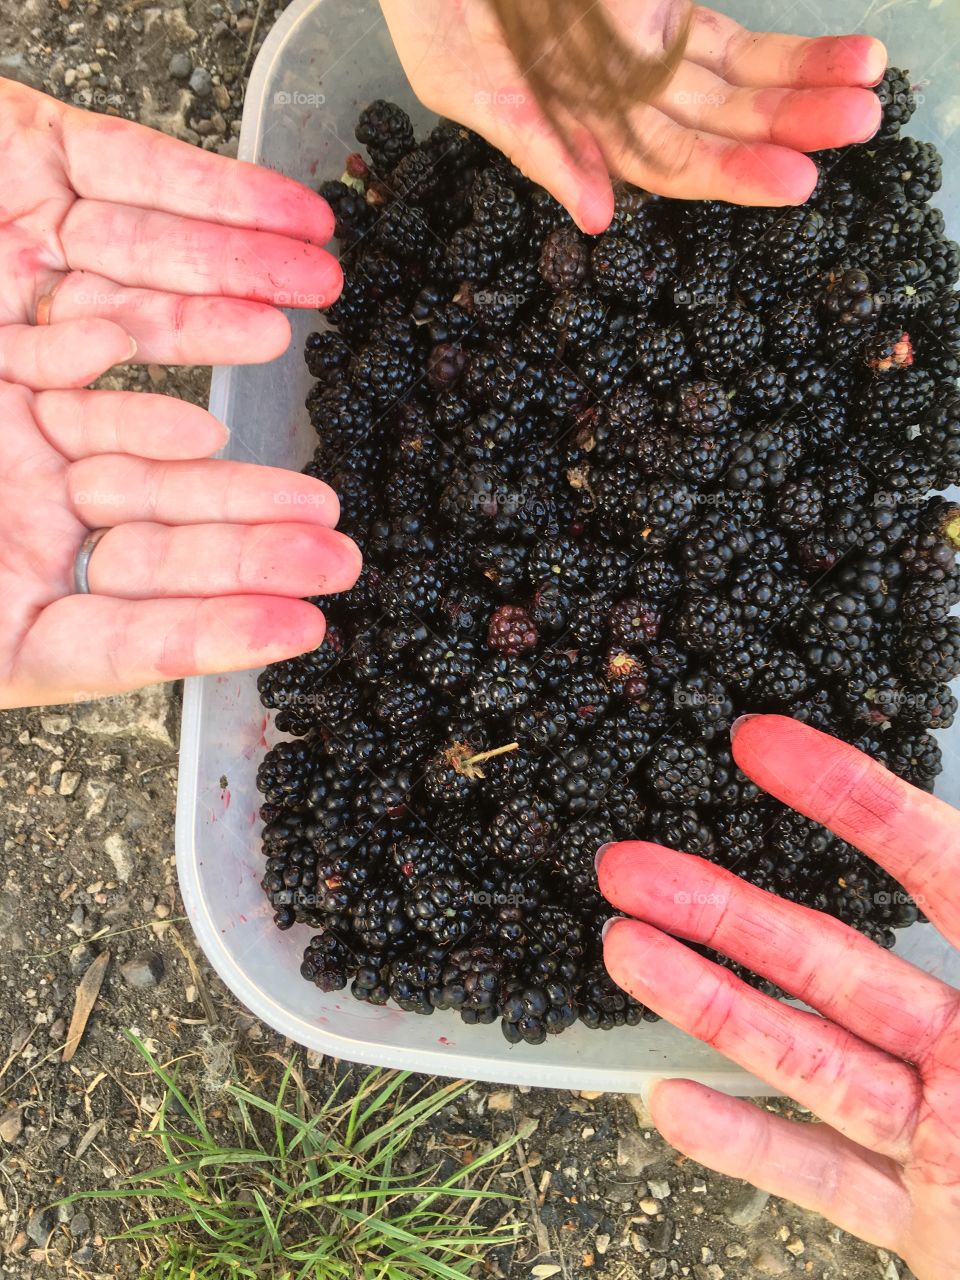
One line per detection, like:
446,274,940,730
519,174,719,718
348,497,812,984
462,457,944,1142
463,742,520,767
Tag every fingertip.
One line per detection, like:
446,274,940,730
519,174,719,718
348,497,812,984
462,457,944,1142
860,37,889,88
257,307,293,362
252,598,327,664
574,178,616,234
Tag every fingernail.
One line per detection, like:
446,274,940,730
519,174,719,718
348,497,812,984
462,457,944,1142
595,842,612,872
126,336,139,359
601,916,620,942
730,714,757,740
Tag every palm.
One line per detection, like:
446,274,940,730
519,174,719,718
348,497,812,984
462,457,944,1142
0,78,362,708
381,0,886,231
599,717,960,1280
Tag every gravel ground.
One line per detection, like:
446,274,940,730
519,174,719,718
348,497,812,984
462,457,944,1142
0,3,918,1278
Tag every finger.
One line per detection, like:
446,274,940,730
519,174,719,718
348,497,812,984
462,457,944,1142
459,98,614,234
61,102,335,243
85,522,362,600
647,1079,908,1252
657,64,881,150
42,271,292,366
607,103,817,204
5,595,327,707
686,14,887,90
731,715,960,945
33,390,228,461
0,319,136,390
59,201,343,306
597,842,959,1065
67,457,340,528
603,918,920,1159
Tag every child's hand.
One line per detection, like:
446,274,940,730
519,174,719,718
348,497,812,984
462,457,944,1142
380,0,886,231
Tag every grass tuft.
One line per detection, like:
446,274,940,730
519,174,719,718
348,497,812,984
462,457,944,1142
63,1031,524,1279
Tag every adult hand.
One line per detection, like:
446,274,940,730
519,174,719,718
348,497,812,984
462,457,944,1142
0,76,341,384
598,715,960,1280
380,0,887,232
0,79,360,708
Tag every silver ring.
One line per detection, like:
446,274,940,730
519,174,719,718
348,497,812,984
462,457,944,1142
73,528,109,595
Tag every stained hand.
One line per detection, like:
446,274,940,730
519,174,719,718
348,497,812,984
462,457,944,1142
598,715,960,1280
0,79,359,707
380,0,887,231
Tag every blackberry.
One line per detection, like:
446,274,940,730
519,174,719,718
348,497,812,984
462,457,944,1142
301,930,351,992
435,947,503,1023
471,656,537,716
352,885,408,953
608,596,661,647
634,325,694,391
692,303,764,377
725,420,803,491
632,556,683,600
318,179,375,243
824,268,880,326
864,137,943,205
501,980,578,1045
471,168,524,246
765,297,818,357
577,966,646,1030
674,592,744,653
487,605,539,656
897,618,960,684
673,671,733,740
676,380,730,433
648,735,715,809
355,100,415,171
540,227,590,290
489,793,557,867
592,235,661,305
387,953,445,1015
763,207,827,271
875,67,918,140
404,861,479,946
547,288,608,348
629,480,698,548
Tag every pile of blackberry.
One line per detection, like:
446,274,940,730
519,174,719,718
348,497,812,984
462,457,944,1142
258,73,960,1045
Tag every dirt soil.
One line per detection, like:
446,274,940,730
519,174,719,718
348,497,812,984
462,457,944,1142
0,2,917,1278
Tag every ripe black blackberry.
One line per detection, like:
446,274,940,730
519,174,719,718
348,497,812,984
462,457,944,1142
355,100,416,171
577,966,646,1030
897,618,960,684
676,380,730,434
764,207,827,271
673,592,745,653
434,946,503,1023
862,137,943,205
648,735,715,809
591,235,660,305
681,510,754,586
692,303,764,377
547,287,608,348
765,297,818,357
725,420,803,491
301,930,351,992
874,67,917,140
634,325,694,391
501,980,578,1045
489,792,557,867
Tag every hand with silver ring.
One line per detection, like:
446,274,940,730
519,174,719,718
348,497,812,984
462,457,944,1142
0,79,361,708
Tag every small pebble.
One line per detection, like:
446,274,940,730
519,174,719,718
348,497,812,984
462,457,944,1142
751,1245,790,1276
69,1212,90,1238
785,1237,805,1256
169,51,192,78
649,1218,674,1253
40,714,71,735
724,1244,747,1260
189,66,213,97
486,1090,513,1112
120,952,164,989
59,771,81,796
639,1198,660,1215
649,1260,667,1279
646,1178,671,1199
595,1233,610,1256
0,1108,23,1143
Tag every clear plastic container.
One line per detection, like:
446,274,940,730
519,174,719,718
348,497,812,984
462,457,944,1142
176,0,960,1092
